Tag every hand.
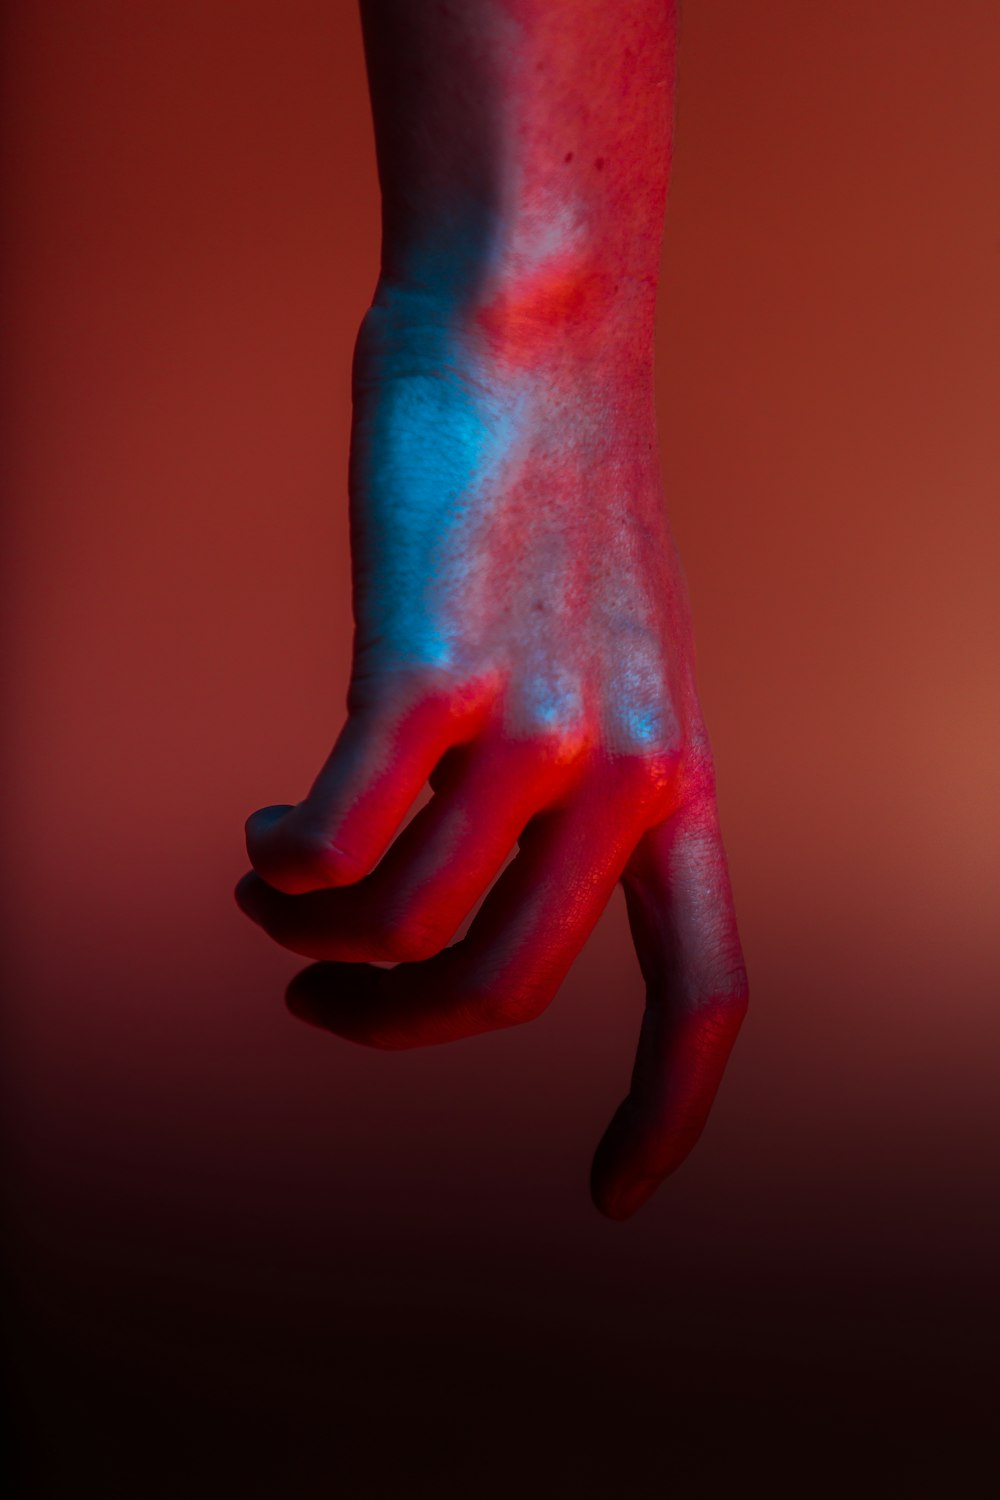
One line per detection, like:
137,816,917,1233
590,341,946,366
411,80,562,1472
235,290,748,1220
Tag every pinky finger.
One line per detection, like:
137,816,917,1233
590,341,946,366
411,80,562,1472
590,797,749,1222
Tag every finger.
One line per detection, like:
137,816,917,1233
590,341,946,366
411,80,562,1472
284,773,653,1048
590,795,748,1222
235,734,574,962
245,677,492,894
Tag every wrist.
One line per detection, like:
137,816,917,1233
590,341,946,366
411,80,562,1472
360,264,656,387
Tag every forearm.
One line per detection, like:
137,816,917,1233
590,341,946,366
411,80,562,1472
358,0,677,373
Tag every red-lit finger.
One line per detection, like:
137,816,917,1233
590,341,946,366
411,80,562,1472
284,777,651,1048
590,797,748,1222
245,679,492,894
235,734,574,961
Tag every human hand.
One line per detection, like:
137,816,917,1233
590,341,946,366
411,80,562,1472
236,288,747,1220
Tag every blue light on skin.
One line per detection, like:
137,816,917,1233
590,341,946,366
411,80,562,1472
617,700,671,751
349,352,527,674
350,200,623,712
344,177,548,669
603,629,680,756
348,210,555,677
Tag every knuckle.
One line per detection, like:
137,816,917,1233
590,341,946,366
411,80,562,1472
519,712,592,770
248,838,368,896
258,807,372,891
477,972,555,1030
312,839,370,887
613,750,682,815
608,706,681,762
608,732,720,821
604,645,680,755
700,983,750,1042
677,741,719,804
273,836,367,892
350,662,500,727
507,674,591,766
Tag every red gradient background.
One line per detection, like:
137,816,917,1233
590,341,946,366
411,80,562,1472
3,3,998,1494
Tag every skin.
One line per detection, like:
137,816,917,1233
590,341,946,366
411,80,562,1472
235,0,748,1221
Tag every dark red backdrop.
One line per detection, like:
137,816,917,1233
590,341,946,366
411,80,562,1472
3,2,998,1494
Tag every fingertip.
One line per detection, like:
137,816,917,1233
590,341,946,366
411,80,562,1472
245,803,295,846
234,870,266,918
589,1106,653,1221
284,961,393,1042
591,1171,663,1223
285,964,333,1029
589,1092,699,1223
246,802,367,894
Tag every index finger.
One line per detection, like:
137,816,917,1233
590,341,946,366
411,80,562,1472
245,672,494,894
590,794,748,1221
